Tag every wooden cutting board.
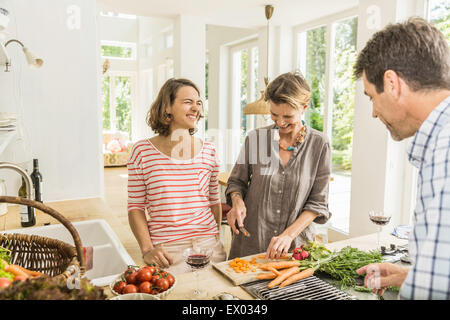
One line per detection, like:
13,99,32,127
212,253,290,286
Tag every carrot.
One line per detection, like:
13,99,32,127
260,260,299,271
14,265,45,277
5,264,29,279
254,254,290,260
279,268,314,288
267,266,280,276
256,272,277,280
268,266,300,289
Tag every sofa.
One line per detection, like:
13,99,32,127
103,131,133,167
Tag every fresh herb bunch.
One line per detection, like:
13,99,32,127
298,242,383,289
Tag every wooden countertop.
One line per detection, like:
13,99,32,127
218,172,230,187
1,197,407,300
164,231,407,300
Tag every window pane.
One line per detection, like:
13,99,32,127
240,49,249,142
102,76,111,130
329,16,358,233
304,26,326,132
252,46,259,102
115,76,132,140
101,45,133,59
429,0,450,43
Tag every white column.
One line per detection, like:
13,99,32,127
349,0,424,237
173,15,206,139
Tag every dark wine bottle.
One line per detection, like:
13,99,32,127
18,174,36,227
30,158,43,202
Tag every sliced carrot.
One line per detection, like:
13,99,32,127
279,268,314,288
268,266,299,289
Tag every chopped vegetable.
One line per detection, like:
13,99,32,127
229,257,259,273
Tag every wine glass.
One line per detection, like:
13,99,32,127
369,210,392,250
183,247,213,299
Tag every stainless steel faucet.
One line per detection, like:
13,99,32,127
0,162,34,199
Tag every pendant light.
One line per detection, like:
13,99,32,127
242,5,274,115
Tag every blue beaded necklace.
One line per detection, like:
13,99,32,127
274,120,307,151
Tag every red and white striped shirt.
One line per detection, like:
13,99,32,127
127,139,221,244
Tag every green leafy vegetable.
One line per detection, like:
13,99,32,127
0,276,107,300
298,242,383,289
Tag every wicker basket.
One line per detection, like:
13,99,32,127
0,196,85,280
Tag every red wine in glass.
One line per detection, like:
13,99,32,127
369,216,391,226
186,254,210,269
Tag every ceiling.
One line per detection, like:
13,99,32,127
97,0,358,29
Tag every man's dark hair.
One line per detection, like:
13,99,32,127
354,17,450,93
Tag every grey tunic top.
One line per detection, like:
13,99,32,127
225,124,332,259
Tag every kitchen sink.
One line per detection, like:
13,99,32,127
3,219,135,287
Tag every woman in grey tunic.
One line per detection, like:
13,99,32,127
225,72,331,260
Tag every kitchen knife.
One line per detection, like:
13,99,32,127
239,226,251,237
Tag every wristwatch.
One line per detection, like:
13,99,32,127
230,192,242,199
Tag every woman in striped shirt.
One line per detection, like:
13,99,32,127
127,78,226,275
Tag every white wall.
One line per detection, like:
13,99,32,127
0,0,103,202
135,16,174,142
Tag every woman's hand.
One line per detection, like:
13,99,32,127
227,195,247,235
265,234,294,259
142,247,174,268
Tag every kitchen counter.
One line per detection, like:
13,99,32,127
160,231,407,300
1,197,408,300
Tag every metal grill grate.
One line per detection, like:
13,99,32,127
240,276,357,300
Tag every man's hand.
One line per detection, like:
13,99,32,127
356,262,409,296
227,196,247,235
142,247,173,268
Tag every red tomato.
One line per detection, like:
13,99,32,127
122,284,138,294
138,281,151,294
166,274,175,287
123,266,137,277
125,271,138,285
113,281,127,294
155,278,170,291
160,271,168,277
145,266,156,275
150,274,160,284
136,268,152,283
13,275,27,282
0,278,11,289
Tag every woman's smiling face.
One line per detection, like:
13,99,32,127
269,101,306,134
167,85,202,131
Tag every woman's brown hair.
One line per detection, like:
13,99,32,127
264,71,311,109
146,78,203,136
